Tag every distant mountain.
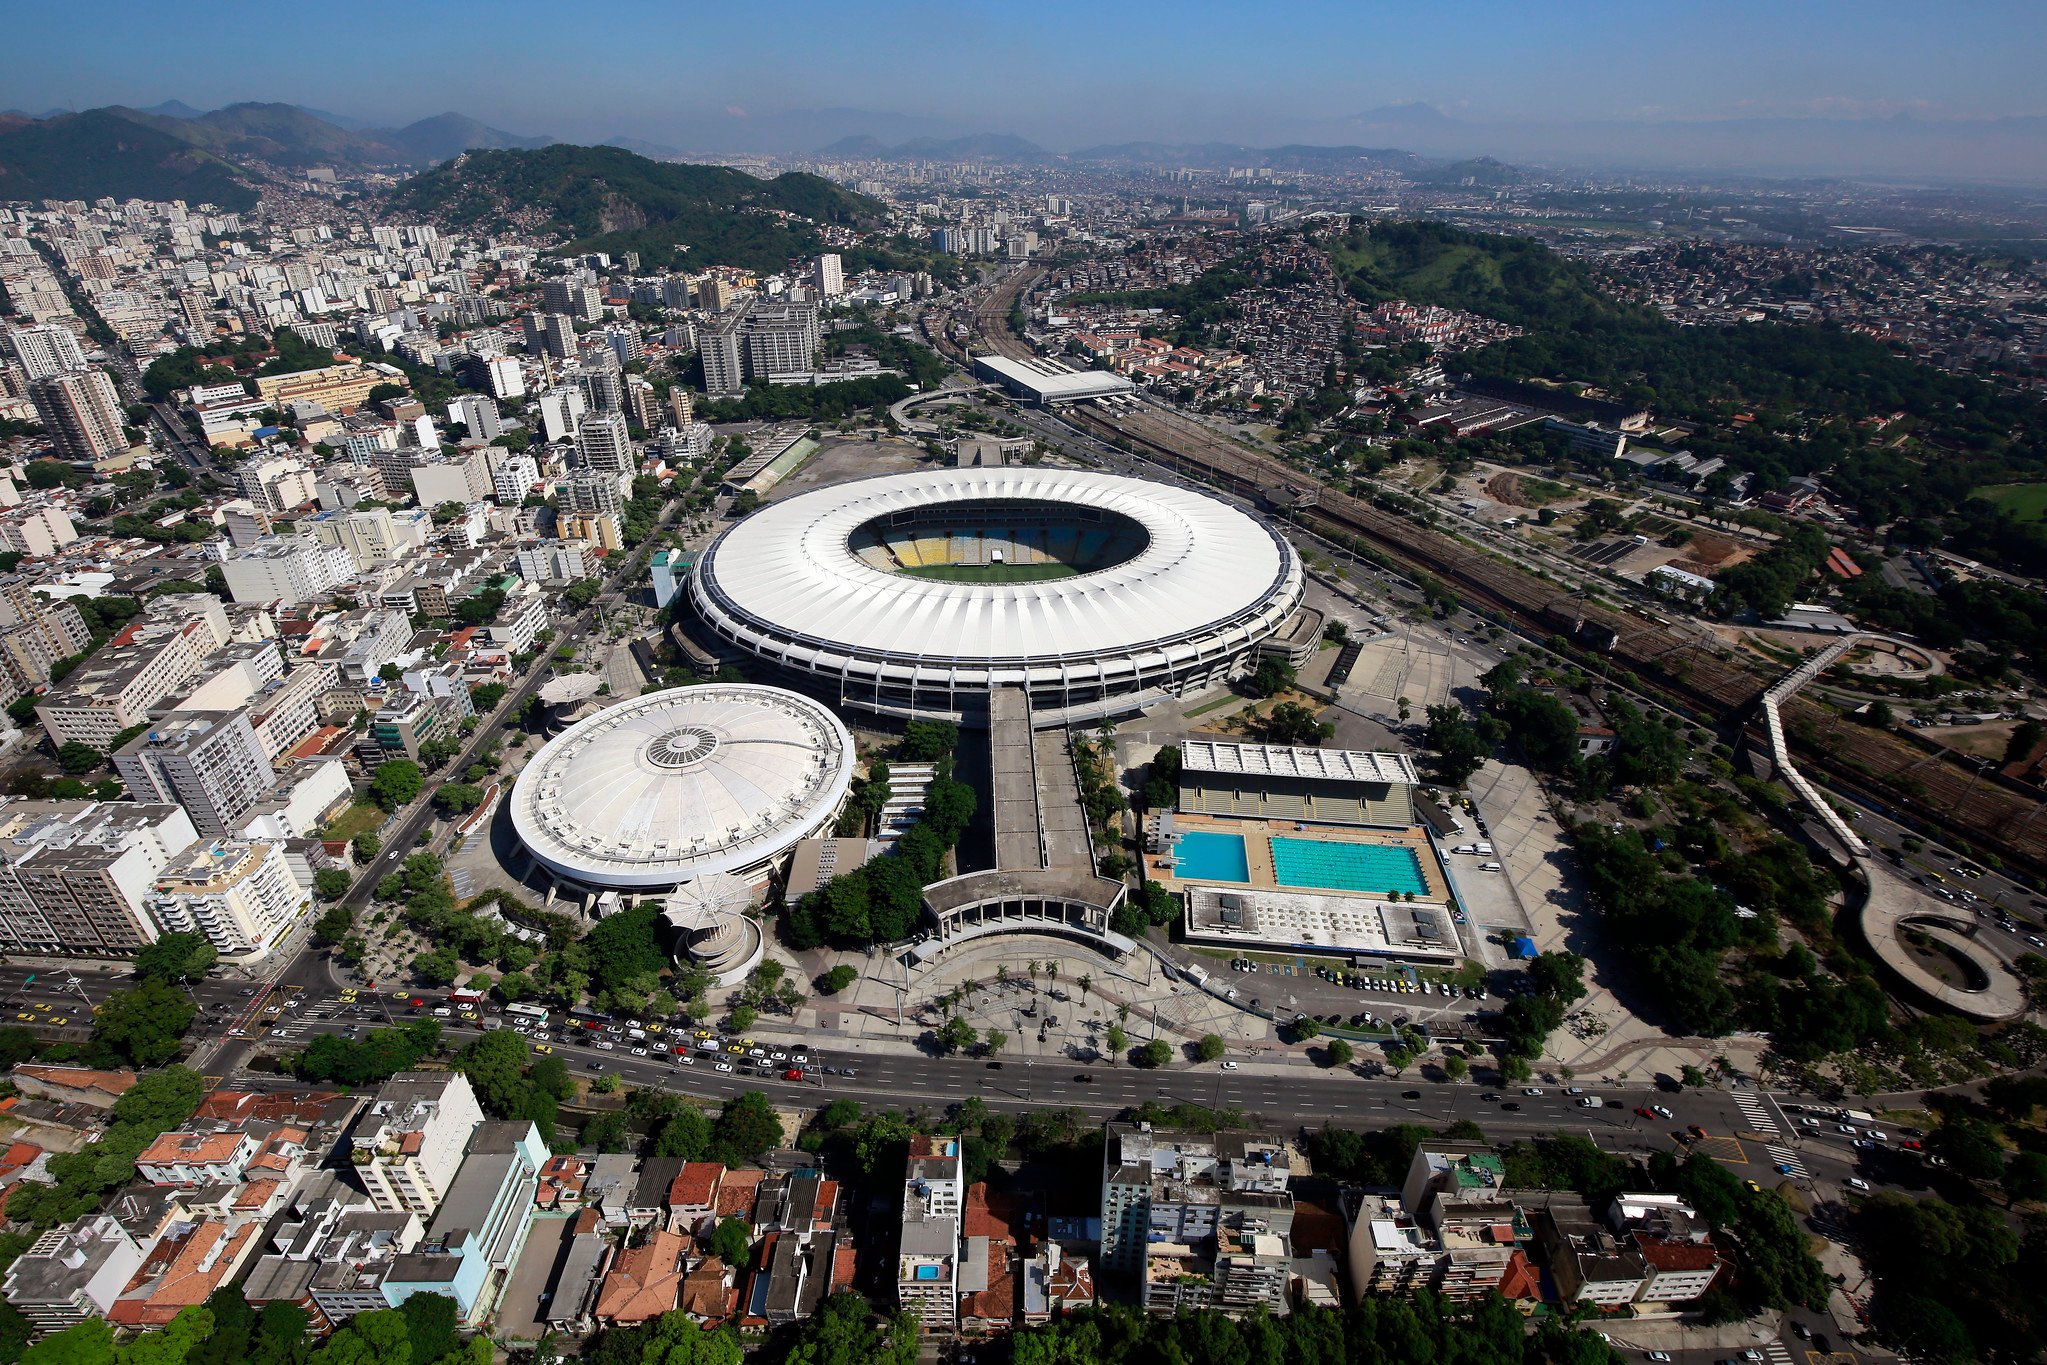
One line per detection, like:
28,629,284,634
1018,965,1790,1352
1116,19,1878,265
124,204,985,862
1411,155,1524,188
815,132,1048,163
0,108,258,209
293,105,377,132
601,135,686,160
379,112,552,166
110,102,407,168
138,99,209,121
385,144,884,271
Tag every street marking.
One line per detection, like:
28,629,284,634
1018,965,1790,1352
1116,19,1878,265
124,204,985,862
1732,1091,1780,1135
1765,1145,1808,1178
1694,1135,1746,1163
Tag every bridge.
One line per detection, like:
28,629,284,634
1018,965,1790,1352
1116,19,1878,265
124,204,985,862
1760,638,2027,1020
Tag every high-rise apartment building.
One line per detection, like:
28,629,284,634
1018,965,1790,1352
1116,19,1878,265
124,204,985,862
29,370,127,462
349,1072,488,1217
542,278,604,324
217,536,357,606
445,394,502,443
575,410,635,475
812,254,845,298
535,387,585,443
578,365,624,416
457,352,526,401
665,387,694,429
489,450,540,505
699,313,745,396
522,312,576,361
697,277,734,313
1099,1124,1295,1318
743,301,821,380
0,799,200,955
3,325,88,380
113,711,278,840
146,838,305,957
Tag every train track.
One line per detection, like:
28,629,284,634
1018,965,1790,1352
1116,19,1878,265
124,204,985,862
1068,401,2047,875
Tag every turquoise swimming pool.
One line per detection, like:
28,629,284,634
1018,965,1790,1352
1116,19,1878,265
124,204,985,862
1270,837,1427,896
1173,830,1250,882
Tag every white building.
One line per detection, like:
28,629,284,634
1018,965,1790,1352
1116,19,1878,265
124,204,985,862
446,394,503,443
218,536,356,606
812,254,844,298
0,800,200,957
489,450,539,505
146,838,306,958
113,711,278,840
3,325,89,380
0,506,77,559
350,1072,488,1218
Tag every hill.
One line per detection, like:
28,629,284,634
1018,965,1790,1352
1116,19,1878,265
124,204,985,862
110,102,405,168
1328,219,1628,332
378,112,552,165
0,108,258,208
386,144,882,271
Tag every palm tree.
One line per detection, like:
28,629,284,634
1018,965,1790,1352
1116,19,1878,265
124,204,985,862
1078,973,1093,1001
1046,963,1059,989
996,964,1011,986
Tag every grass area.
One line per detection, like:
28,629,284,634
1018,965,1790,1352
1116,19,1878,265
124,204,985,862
322,801,386,842
1973,482,2047,522
896,561,1080,583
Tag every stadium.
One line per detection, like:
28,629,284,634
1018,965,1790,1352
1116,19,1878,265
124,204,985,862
687,468,1307,726
508,684,855,897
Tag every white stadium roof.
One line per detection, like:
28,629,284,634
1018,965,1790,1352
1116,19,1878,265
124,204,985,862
510,685,854,889
1181,739,1419,786
692,468,1296,666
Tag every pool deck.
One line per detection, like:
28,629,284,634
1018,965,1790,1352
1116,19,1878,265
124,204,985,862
1154,813,1448,904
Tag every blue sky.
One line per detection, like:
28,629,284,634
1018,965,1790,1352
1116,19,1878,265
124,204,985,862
7,0,2045,166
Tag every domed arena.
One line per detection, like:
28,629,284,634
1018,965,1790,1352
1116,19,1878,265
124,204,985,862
687,468,1307,726
509,684,855,896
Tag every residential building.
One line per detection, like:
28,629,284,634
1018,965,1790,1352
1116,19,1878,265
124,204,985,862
35,624,206,747
409,448,493,508
381,1120,546,1325
812,254,844,298
145,838,305,958
489,450,539,504
113,712,277,840
3,1215,146,1334
595,1228,688,1327
649,547,685,609
536,386,586,442
134,1129,261,1187
366,693,446,764
575,409,635,475
0,800,199,955
700,312,745,396
3,325,88,380
348,1072,487,1218
457,353,525,402
304,506,429,570
743,301,822,380
0,505,77,559
250,363,385,414
29,369,127,462
218,536,356,606
898,1136,964,1334
1346,1146,1533,1304
1533,1200,1646,1308
1099,1125,1294,1279
514,540,595,584
446,393,503,443
543,279,604,324
236,457,319,516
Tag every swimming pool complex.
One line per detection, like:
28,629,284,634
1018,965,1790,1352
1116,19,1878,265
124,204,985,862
1172,830,1250,882
1270,837,1427,895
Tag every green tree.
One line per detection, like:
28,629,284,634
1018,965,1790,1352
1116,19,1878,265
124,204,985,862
710,1091,783,1164
1444,1053,1471,1082
1135,1038,1172,1068
369,760,424,811
816,964,857,994
1196,1033,1226,1062
710,1215,751,1266
312,905,354,945
132,931,217,985
21,1316,115,1365
55,742,101,775
653,1105,712,1159
351,831,381,861
432,783,485,815
936,1015,978,1055
1105,1023,1128,1059
1324,1038,1355,1068
584,1111,630,1153
90,979,196,1068
314,868,352,900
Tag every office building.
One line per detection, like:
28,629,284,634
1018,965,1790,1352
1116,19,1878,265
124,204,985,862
29,369,128,462
575,409,635,474
812,255,844,299
4,325,88,380
113,712,278,840
146,838,306,958
0,799,199,955
349,1072,488,1218
446,394,502,443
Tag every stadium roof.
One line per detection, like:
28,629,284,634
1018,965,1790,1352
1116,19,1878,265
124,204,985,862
973,354,1137,403
1180,739,1418,786
692,468,1294,665
510,685,853,889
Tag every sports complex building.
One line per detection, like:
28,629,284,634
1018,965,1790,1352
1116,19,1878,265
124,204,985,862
971,353,1138,406
1148,739,1463,965
686,468,1309,728
509,686,854,978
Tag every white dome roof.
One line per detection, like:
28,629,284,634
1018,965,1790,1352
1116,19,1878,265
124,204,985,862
510,684,854,889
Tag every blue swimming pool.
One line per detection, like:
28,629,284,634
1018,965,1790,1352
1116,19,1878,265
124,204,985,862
1173,830,1250,882
1270,837,1427,896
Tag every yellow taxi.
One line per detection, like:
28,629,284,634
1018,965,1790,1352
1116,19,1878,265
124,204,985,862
533,1043,553,1054
52,1018,70,1026
725,1043,746,1054
645,1023,664,1035
458,1009,478,1020
30,1002,49,1012
693,1029,713,1039
13,1013,31,1022
389,991,409,1000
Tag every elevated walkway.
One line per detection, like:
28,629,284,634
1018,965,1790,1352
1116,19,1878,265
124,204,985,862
1760,637,1867,856
1856,859,2026,1021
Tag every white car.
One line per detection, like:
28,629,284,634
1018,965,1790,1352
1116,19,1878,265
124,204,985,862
1648,1354,1672,1363
1523,1087,1544,1096
714,1061,733,1073
1220,1060,1238,1070
1563,1086,1584,1095
594,1040,615,1050
1864,1129,1887,1142
1845,1176,1871,1192
1651,1105,1673,1120
631,1047,648,1056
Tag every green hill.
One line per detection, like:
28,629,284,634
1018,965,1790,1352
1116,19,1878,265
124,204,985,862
385,144,883,271
0,108,258,209
1329,219,1636,332
109,102,405,168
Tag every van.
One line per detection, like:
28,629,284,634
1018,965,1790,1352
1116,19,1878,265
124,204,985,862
1451,844,1477,855
1577,1096,1601,1107
1479,861,1503,872
1473,842,1494,855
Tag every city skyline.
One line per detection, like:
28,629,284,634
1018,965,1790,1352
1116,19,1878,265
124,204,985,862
8,0,2047,180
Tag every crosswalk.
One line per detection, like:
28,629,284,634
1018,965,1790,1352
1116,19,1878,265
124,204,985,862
1766,1145,1809,1178
1762,1341,1795,1365
1732,1090,1780,1134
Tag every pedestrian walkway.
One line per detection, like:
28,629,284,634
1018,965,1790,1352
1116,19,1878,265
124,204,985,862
1732,1089,1780,1135
1766,1144,1808,1178
1763,1340,1795,1365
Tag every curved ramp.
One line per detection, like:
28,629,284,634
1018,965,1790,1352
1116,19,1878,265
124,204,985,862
1857,859,2026,1021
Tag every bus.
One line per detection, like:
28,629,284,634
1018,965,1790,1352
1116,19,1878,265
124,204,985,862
504,1003,550,1024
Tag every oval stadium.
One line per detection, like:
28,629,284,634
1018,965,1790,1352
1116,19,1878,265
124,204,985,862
509,684,855,895
686,468,1308,725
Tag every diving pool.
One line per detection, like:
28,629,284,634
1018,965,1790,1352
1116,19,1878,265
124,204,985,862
1270,837,1427,896
1172,830,1250,882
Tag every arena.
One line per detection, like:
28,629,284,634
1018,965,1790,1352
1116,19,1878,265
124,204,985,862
687,468,1307,726
508,684,855,896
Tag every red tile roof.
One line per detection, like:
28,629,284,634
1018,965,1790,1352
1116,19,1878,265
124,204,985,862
670,1161,724,1209
595,1229,687,1325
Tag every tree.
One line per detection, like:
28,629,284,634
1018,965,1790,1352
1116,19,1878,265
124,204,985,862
90,979,195,1068
369,760,424,811
2002,1151,2047,1205
584,1111,630,1153
133,932,216,985
351,831,381,861
1105,1023,1127,1059
1324,1038,1355,1068
1250,656,1296,697
313,905,354,945
1135,1039,1172,1068
981,1029,1006,1057
55,742,101,775
1385,1045,1414,1076
728,1003,758,1033
432,784,485,815
21,1317,115,1365
710,1091,783,1164
1425,704,1495,784
710,1215,751,1266
314,868,352,900
653,1105,712,1159
936,1015,978,1055
1196,1033,1226,1062
1445,1053,1471,1082
816,964,857,994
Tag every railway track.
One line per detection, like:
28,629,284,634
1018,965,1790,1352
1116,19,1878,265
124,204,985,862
1065,401,2047,874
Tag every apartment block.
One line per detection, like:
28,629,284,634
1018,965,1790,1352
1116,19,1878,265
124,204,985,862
381,1120,546,1325
217,536,356,607
146,838,306,958
348,1072,488,1218
0,799,199,955
3,1216,146,1334
35,624,205,748
29,369,127,462
114,711,277,840
0,505,77,559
